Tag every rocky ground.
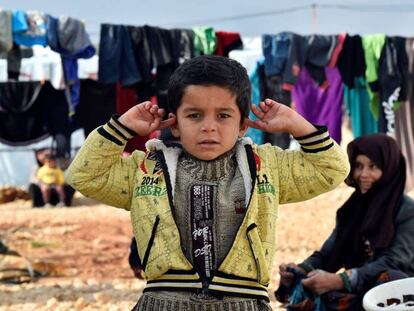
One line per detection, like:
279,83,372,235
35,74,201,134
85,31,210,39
1,186,412,311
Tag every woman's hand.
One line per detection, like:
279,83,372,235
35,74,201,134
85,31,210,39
301,269,344,295
118,101,176,137
278,263,306,287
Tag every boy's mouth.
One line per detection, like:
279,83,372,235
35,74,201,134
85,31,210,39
199,140,218,144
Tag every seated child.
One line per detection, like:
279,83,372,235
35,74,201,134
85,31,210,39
36,155,66,207
67,55,350,310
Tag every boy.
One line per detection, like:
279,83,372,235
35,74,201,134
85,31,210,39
37,155,66,207
67,55,350,310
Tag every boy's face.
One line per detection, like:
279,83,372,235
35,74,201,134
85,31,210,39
171,85,248,161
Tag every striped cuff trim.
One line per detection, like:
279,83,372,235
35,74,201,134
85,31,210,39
102,123,129,144
107,121,129,140
294,126,335,153
301,142,334,153
299,135,331,146
109,117,135,139
294,125,328,142
111,114,137,137
97,126,123,146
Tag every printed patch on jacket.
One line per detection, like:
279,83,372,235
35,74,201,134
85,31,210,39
139,151,163,176
256,173,275,195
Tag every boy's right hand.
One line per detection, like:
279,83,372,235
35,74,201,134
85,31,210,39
118,101,176,137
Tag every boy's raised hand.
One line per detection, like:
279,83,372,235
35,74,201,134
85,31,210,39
247,98,316,137
247,99,293,133
118,101,176,137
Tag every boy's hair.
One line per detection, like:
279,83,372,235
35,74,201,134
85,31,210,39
168,55,251,120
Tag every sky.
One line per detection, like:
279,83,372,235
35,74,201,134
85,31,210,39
2,0,414,43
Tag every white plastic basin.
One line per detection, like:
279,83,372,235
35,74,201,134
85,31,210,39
363,277,414,311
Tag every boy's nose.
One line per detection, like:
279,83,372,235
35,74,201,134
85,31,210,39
201,120,217,132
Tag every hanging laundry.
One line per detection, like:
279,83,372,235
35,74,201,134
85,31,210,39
99,24,141,86
344,77,378,137
378,36,408,135
0,59,6,80
258,62,292,148
214,31,243,57
78,55,98,80
47,15,96,114
262,32,290,77
337,35,377,137
170,29,194,66
259,33,293,148
127,25,176,110
116,83,149,153
247,60,264,144
0,81,70,147
12,10,47,47
281,33,307,90
230,48,264,144
18,46,64,89
337,35,366,89
229,48,263,76
394,38,414,191
193,26,217,56
0,10,13,54
41,82,73,157
0,82,45,145
144,26,175,110
5,43,33,80
74,79,116,137
293,67,343,144
361,34,386,118
282,33,345,90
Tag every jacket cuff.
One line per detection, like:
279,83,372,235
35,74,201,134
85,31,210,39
98,115,137,146
298,262,314,274
294,125,334,153
347,268,358,290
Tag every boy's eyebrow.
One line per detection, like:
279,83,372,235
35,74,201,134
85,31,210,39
181,107,237,113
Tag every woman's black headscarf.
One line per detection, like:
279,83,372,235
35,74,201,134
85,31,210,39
325,133,406,271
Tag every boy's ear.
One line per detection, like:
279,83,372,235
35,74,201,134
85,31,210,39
238,118,249,138
169,114,180,138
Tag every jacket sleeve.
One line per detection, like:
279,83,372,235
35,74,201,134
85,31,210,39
353,196,414,293
302,227,338,271
66,116,142,210
274,126,350,204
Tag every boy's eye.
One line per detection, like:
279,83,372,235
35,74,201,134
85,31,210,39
187,113,201,119
218,113,231,119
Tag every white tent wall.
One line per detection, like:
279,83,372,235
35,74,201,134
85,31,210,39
0,129,85,187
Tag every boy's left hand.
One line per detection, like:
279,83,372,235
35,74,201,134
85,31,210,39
247,99,294,133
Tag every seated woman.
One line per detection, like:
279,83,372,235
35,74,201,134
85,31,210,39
276,134,414,310
28,148,75,207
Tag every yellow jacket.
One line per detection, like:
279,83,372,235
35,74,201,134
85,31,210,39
37,165,65,185
67,117,350,301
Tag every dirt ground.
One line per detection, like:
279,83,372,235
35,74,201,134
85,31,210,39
1,186,412,310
